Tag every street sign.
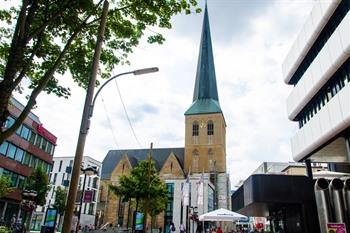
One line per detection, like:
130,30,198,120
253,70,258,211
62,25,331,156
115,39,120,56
327,223,347,233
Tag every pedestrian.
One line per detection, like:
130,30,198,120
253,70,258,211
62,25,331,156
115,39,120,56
216,227,222,233
159,227,163,233
196,223,202,233
169,222,176,233
179,223,185,233
71,212,79,233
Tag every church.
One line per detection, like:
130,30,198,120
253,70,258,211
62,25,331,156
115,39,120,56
99,4,231,232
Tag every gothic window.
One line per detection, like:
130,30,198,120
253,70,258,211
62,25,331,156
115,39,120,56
207,121,214,144
193,121,199,136
207,121,214,135
192,121,199,144
192,150,199,171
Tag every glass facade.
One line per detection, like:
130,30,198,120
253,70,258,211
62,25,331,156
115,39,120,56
208,185,214,212
164,183,174,233
289,0,350,85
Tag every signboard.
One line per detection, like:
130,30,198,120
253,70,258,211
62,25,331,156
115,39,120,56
135,212,144,230
37,124,57,144
44,208,58,227
327,223,347,233
84,190,94,203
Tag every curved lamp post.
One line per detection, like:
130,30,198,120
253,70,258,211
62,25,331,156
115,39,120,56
62,67,158,233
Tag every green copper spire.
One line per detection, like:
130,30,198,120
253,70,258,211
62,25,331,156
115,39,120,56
185,3,222,115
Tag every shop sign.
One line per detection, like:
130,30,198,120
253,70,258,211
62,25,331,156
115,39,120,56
37,124,57,144
327,223,347,233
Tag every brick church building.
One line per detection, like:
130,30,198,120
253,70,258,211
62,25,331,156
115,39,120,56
99,4,231,232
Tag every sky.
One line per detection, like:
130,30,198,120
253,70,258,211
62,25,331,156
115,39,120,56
13,0,315,187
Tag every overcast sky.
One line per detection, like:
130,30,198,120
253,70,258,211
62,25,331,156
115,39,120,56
14,0,315,186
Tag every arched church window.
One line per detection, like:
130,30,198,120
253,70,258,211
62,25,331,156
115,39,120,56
193,121,199,136
207,120,214,144
192,150,199,171
207,121,214,135
192,121,199,144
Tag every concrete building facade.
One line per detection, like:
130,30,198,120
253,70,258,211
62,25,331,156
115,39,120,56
35,156,101,230
283,0,350,165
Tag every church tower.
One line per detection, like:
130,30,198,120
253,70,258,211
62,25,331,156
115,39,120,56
184,4,226,175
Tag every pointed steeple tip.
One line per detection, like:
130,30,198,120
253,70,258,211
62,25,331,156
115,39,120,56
185,0,222,116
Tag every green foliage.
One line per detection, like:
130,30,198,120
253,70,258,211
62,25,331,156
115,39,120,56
109,158,168,215
52,186,67,215
25,165,50,206
0,226,11,233
0,175,13,199
0,0,201,96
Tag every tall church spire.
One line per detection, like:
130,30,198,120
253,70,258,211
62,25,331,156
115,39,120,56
185,3,222,115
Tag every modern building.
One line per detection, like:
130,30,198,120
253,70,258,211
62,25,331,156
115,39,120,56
231,161,327,232
0,98,56,224
100,4,231,233
34,156,102,230
282,0,350,169
252,161,327,175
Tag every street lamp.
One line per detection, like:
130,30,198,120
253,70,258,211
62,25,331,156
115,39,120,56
20,190,37,233
76,166,98,232
62,66,158,233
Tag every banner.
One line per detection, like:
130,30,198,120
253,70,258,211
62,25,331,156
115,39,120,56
197,173,204,206
135,212,144,230
84,190,94,203
182,176,190,206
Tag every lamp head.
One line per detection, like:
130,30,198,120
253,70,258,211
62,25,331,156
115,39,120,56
133,67,159,75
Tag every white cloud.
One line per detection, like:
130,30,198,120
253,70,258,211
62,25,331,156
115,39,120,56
13,0,314,187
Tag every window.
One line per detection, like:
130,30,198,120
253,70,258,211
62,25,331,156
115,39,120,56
29,132,36,145
0,141,9,155
46,142,52,154
207,121,214,135
53,173,57,183
5,117,15,128
41,139,47,151
20,126,30,140
15,125,22,136
15,148,24,163
192,121,199,136
18,176,25,189
61,173,65,185
7,144,16,159
58,160,63,172
30,157,38,168
35,135,42,148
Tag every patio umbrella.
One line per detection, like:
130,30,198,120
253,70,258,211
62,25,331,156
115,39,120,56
198,208,247,222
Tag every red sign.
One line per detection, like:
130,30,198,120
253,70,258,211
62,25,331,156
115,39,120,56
37,124,57,144
327,223,347,233
84,190,93,203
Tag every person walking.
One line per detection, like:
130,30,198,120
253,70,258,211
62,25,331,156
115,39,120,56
169,222,176,233
179,223,185,233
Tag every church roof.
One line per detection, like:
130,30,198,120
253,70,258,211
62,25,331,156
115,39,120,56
185,3,222,115
101,147,184,180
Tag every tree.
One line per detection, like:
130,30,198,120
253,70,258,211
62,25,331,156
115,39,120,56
0,0,201,144
23,165,50,232
110,158,168,231
25,165,50,206
0,176,13,199
52,186,67,230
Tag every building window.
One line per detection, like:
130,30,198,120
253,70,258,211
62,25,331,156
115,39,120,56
15,148,24,163
192,121,199,136
117,198,124,225
0,141,9,155
20,125,30,140
192,150,199,172
164,183,174,233
5,117,15,128
23,152,32,166
53,173,57,183
29,132,36,145
207,121,214,135
58,160,63,172
7,143,16,159
35,135,42,148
